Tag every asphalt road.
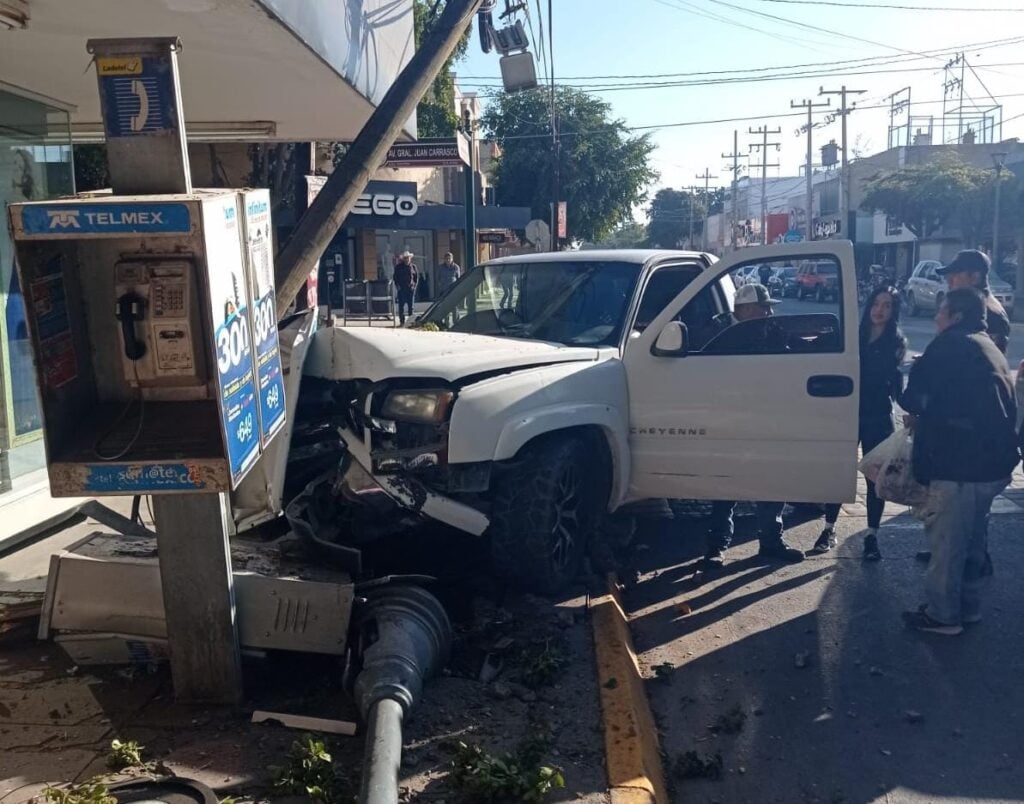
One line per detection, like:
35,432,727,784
624,485,1024,804
775,296,1024,368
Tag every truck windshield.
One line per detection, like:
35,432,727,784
419,260,642,346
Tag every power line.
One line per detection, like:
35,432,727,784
482,89,1024,142
749,0,1024,9
703,0,970,64
651,0,837,52
457,34,1024,81
457,61,1024,93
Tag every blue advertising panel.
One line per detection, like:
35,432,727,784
240,191,286,447
19,202,192,236
204,197,261,486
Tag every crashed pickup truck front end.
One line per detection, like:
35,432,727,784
283,326,600,558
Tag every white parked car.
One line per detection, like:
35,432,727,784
905,259,1015,316
285,244,860,592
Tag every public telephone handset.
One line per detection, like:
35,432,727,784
114,259,205,388
115,292,147,360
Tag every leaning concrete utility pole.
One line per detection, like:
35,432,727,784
791,97,831,241
274,0,484,317
819,85,865,240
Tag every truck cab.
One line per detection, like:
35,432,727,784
290,242,859,592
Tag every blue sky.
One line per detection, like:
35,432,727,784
454,0,1024,218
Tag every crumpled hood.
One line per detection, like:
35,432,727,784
303,326,599,382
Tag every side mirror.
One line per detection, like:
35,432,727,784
652,321,689,357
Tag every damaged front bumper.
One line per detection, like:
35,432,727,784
342,436,490,537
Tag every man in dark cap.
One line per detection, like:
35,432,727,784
915,249,1013,566
937,249,1010,354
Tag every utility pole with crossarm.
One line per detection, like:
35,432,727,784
749,126,781,245
819,85,866,241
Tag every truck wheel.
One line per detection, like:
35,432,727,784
489,436,605,594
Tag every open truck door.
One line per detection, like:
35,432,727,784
622,241,859,504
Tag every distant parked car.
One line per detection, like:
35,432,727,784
905,259,1015,316
770,266,799,298
795,261,839,301
903,260,946,316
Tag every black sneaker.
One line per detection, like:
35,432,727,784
863,534,882,562
702,549,725,570
807,528,837,555
758,540,805,563
902,606,963,636
915,550,931,563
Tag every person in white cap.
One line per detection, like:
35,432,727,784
393,250,418,325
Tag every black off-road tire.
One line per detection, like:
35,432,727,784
489,435,606,594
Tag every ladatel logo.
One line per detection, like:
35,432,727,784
351,193,418,217
47,210,81,229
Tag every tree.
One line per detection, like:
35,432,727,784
414,0,470,138
482,86,657,242
593,220,647,249
861,156,994,240
645,187,723,248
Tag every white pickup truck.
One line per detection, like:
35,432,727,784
280,242,860,592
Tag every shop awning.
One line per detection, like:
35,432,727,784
0,0,415,142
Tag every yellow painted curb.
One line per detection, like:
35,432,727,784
590,573,667,804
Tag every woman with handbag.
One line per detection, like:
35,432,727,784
809,285,908,560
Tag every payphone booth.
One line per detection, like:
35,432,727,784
5,38,291,703
8,190,284,496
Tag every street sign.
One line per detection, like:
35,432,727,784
385,135,470,167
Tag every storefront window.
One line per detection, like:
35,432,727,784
0,88,74,490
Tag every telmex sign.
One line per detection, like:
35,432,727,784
351,193,418,217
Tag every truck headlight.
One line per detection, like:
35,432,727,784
381,389,454,423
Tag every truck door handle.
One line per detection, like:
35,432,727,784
807,375,854,397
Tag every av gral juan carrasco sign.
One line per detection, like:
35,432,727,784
385,135,470,167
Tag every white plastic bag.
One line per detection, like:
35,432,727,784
857,428,905,484
873,429,929,507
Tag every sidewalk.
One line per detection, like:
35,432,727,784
623,478,1024,803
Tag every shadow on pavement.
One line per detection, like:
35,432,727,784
624,507,1024,804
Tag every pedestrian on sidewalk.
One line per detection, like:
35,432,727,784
393,250,418,326
900,288,1020,635
809,286,907,560
437,252,461,290
915,249,1012,566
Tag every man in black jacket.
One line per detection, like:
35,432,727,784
901,288,1020,635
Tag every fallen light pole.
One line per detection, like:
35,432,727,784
353,585,452,804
